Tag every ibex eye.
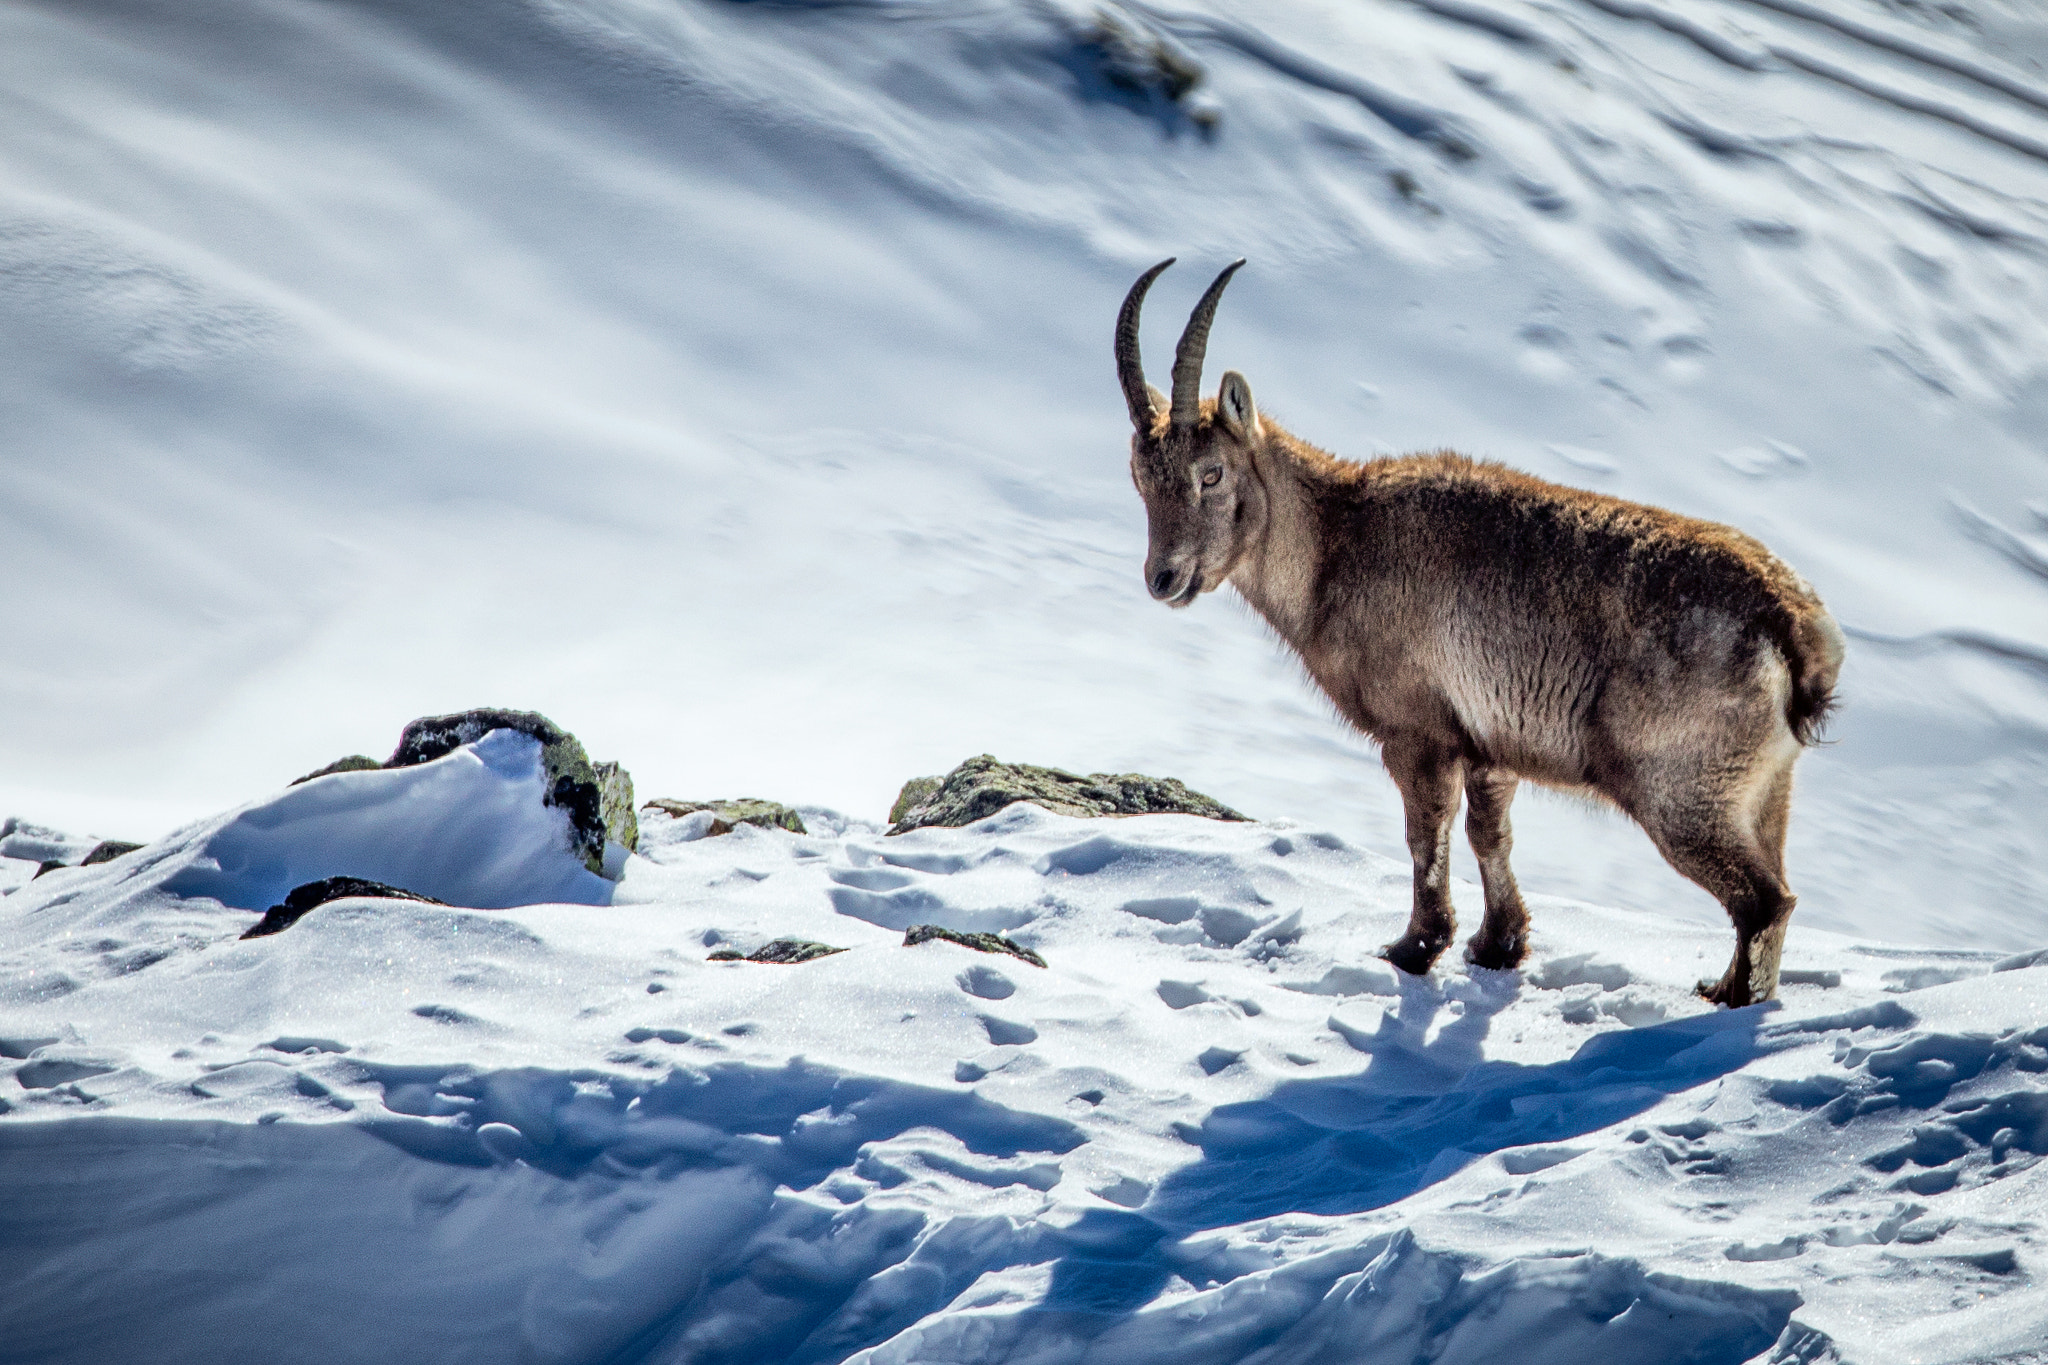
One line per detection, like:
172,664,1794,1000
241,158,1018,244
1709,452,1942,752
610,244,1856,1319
1200,467,1223,488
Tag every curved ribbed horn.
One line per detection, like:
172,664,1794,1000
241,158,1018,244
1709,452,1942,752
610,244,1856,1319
1116,258,1175,431
1170,258,1246,428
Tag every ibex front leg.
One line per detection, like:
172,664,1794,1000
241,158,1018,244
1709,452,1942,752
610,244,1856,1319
1381,740,1464,977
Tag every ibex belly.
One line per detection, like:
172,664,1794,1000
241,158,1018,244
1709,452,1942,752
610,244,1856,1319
1435,628,1604,786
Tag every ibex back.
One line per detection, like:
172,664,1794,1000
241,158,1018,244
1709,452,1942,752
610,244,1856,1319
1114,259,1844,1006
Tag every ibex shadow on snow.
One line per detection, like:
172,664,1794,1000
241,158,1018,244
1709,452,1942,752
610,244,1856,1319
1114,259,1844,1007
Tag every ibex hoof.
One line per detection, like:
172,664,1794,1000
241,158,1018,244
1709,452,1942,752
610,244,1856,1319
1382,936,1447,977
1695,977,1751,1009
1464,936,1527,971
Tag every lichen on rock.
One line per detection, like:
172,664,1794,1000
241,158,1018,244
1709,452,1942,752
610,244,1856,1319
903,923,1047,968
290,755,381,786
887,755,1246,834
708,939,844,965
593,760,638,853
888,776,942,827
643,798,807,837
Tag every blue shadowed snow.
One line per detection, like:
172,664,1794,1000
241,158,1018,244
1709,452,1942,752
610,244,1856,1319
1028,1005,1768,1322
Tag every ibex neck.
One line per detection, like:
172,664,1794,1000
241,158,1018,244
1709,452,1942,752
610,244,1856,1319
1228,424,1329,645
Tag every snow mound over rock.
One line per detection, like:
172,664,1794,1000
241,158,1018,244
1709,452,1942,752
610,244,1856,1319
17,729,615,929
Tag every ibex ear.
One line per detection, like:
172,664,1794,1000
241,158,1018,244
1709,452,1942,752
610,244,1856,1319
1217,371,1260,440
1147,384,1169,421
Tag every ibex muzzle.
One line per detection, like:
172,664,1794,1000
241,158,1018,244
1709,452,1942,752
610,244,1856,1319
1116,259,1845,1007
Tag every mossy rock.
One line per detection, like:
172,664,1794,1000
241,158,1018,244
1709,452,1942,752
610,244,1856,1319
888,776,942,826
593,761,638,853
291,755,381,786
887,755,1246,834
387,708,610,876
643,798,807,837
79,840,143,866
903,924,1046,968
708,938,844,965
241,876,445,940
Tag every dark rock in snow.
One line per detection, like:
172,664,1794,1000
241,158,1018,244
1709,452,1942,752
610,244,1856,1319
904,924,1047,969
593,760,638,853
241,876,447,940
290,755,381,785
386,708,610,875
644,798,807,837
887,755,1246,834
709,939,845,965
80,840,143,866
31,860,67,880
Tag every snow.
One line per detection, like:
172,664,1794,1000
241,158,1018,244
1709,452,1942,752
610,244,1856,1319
4,732,2046,1361
163,728,618,913
3,0,2046,950
5,0,2048,1358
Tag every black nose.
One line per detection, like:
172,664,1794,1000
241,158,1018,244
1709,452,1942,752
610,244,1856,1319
1150,568,1177,598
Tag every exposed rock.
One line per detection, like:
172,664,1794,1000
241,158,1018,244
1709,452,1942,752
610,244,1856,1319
903,924,1047,969
887,755,1246,834
593,760,638,853
386,708,609,875
240,876,446,940
290,755,381,786
708,939,845,965
888,776,943,826
644,798,807,837
26,839,143,878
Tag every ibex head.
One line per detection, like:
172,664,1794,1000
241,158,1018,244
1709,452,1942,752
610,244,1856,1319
1116,258,1266,608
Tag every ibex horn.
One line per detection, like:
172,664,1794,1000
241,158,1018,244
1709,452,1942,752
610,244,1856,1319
1116,258,1175,431
1171,258,1246,429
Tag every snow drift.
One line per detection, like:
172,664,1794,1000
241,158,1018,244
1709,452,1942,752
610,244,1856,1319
6,0,2048,1359
4,738,2046,1361
2,0,2046,948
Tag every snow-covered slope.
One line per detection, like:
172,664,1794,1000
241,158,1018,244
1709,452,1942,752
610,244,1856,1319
6,2,2048,1359
3,750,2045,1362
3,0,2046,948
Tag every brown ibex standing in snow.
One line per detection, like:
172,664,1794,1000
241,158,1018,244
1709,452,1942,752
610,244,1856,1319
1115,259,1844,1006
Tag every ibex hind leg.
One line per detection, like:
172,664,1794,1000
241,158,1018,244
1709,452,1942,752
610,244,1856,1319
1638,785,1795,1008
1381,742,1465,977
1462,767,1530,970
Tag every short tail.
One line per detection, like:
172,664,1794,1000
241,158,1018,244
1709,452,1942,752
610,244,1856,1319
1783,607,1846,745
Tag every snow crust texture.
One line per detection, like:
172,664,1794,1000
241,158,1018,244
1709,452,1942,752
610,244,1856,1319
6,0,2048,1357
3,746,2045,1363
2,0,2046,952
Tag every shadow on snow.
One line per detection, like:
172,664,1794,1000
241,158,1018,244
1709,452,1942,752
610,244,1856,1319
1039,976,1769,1319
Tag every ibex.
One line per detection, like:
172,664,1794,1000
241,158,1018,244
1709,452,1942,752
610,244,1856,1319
1115,259,1844,1006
